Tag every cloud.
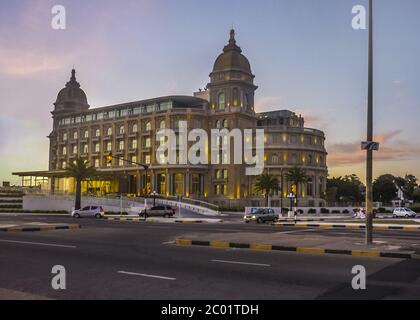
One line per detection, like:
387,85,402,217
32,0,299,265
254,96,283,111
328,130,420,167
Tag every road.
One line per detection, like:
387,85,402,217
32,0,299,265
1,214,420,300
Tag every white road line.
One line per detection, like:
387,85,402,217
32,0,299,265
117,271,176,280
211,259,271,267
162,241,175,245
0,239,76,249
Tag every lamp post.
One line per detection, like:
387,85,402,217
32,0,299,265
287,193,295,219
151,190,158,207
365,0,374,245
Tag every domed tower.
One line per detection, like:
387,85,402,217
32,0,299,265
208,29,258,113
207,30,258,204
53,69,90,114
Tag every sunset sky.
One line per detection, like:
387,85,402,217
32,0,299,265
1,0,419,185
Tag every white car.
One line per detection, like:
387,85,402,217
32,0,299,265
393,207,416,218
72,206,105,218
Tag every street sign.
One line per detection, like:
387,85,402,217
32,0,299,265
361,141,379,151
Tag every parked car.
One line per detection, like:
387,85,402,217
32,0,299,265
393,207,417,218
140,205,175,218
72,206,105,218
244,208,278,223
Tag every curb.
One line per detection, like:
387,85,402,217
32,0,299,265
175,238,413,259
273,223,420,232
106,217,222,224
0,224,81,232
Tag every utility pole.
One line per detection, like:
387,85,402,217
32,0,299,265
365,0,374,245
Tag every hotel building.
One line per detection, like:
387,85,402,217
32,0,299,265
14,30,328,208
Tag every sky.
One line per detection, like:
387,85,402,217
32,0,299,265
0,0,419,185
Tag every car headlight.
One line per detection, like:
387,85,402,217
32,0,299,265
252,215,256,219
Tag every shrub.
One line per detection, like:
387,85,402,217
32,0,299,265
320,208,330,214
297,209,304,214
377,207,387,213
308,208,317,214
342,209,350,214
331,210,340,214
281,208,289,214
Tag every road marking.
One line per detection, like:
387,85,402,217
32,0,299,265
162,241,175,245
0,239,76,248
117,271,176,280
211,259,270,267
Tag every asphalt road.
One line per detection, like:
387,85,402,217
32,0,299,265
1,215,420,300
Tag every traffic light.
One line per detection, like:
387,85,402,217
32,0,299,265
106,152,113,164
291,184,297,195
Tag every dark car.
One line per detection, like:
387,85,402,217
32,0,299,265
140,205,175,218
244,208,279,223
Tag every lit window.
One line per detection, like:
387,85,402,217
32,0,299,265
131,156,137,164
223,119,228,128
95,143,100,153
73,145,78,154
119,140,124,150
106,142,112,151
223,170,228,179
119,159,124,167
63,133,67,141
119,126,124,135
132,139,138,149
216,120,221,129
107,127,112,136
83,144,88,153
95,129,100,137
73,132,78,140
132,124,138,133
84,130,89,139
145,138,151,148
159,120,166,129
145,154,151,164
218,93,225,109
94,159,100,167
62,161,66,169
62,147,67,155
145,122,152,131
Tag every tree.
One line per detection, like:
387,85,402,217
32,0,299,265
254,173,279,207
373,174,397,203
403,174,418,200
413,187,420,203
65,158,97,210
286,167,308,206
326,175,364,204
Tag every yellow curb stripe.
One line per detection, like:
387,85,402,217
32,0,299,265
250,244,272,251
176,239,192,246
297,247,326,255
210,241,230,248
319,225,332,229
351,250,380,257
373,226,389,231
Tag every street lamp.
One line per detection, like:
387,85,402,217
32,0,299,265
287,193,295,218
151,190,158,207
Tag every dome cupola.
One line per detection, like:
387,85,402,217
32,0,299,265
53,69,89,113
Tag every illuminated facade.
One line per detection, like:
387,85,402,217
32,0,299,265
14,30,327,207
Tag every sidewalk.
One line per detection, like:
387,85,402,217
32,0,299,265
175,231,419,259
273,221,420,231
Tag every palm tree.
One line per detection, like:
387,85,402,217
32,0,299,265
254,173,279,207
65,157,97,210
286,167,308,206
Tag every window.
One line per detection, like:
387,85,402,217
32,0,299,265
223,169,228,179
106,142,112,151
119,140,124,151
84,130,89,139
95,143,100,153
94,159,100,168
107,127,112,136
223,119,228,128
131,156,137,164
72,145,78,154
216,120,221,129
119,159,124,167
132,124,138,133
62,147,67,155
62,161,66,169
145,154,151,165
83,144,88,153
218,93,225,109
73,131,78,140
132,139,138,149
119,126,125,135
145,121,152,131
145,137,151,148
272,155,279,164
95,129,100,137
244,94,249,109
159,120,166,129
232,88,239,106
63,133,67,141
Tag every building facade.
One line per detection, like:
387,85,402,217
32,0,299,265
14,30,328,208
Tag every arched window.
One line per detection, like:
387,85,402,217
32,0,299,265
107,127,112,136
272,154,279,164
232,88,239,107
95,129,100,137
160,120,166,129
223,119,228,128
119,126,125,135
216,120,221,129
73,131,78,140
145,121,152,131
244,94,249,109
218,93,225,110
132,124,138,133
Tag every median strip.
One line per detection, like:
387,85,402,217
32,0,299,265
273,222,420,232
175,238,413,259
0,224,81,232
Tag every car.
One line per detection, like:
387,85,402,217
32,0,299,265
72,206,105,218
393,207,417,218
139,205,175,218
244,208,279,223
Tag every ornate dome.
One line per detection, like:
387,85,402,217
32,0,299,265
55,69,88,105
212,30,252,74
